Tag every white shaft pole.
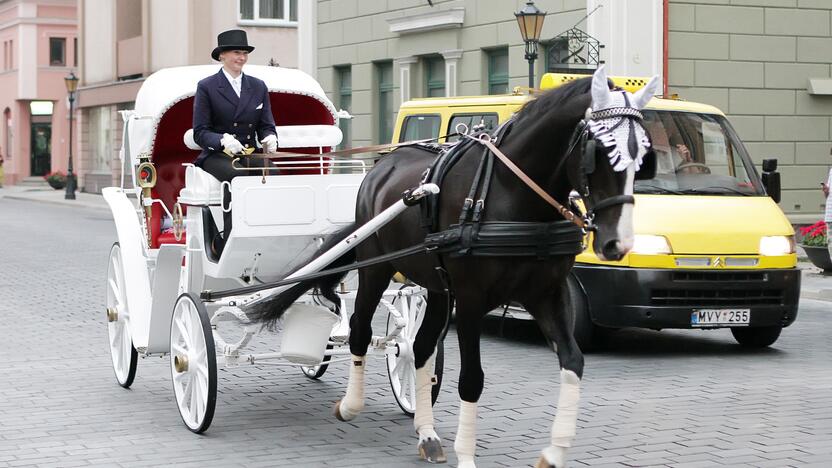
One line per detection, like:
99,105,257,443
242,184,439,302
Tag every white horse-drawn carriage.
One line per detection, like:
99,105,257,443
103,65,440,433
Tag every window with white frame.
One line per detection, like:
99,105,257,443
239,0,298,26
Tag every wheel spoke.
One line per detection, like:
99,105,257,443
189,375,199,420
407,369,416,402
175,315,192,346
196,362,209,380
171,342,187,356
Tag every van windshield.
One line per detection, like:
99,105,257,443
636,111,765,196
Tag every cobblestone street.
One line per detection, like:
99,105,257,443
1,198,831,467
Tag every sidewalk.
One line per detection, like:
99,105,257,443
0,184,109,211
3,183,832,301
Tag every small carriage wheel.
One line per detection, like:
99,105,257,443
300,343,333,379
169,293,217,434
385,289,444,417
106,243,138,388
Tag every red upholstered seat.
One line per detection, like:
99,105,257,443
148,91,335,248
157,229,186,245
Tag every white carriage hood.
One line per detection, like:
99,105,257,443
121,65,339,164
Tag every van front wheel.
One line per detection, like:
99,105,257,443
731,325,782,348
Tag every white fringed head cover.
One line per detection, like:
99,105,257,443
587,66,660,172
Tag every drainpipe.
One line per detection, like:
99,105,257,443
663,0,669,96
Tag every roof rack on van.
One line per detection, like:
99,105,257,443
540,72,650,93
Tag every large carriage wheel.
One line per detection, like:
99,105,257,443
385,289,444,417
169,293,217,433
106,243,138,388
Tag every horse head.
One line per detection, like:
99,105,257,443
567,66,660,261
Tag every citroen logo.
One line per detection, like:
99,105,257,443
712,257,723,268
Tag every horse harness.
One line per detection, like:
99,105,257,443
201,105,645,301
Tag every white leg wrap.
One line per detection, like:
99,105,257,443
542,369,581,467
339,354,366,420
414,352,439,442
454,400,478,468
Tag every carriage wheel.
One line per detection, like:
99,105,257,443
106,243,138,388
385,290,444,417
300,343,333,379
170,293,217,433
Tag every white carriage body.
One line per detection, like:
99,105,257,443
104,64,365,353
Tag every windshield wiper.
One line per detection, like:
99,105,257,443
634,184,685,195
678,186,753,196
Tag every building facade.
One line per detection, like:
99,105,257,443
316,0,832,222
76,0,299,193
0,0,77,187
666,0,832,223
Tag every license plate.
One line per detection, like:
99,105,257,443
691,309,750,327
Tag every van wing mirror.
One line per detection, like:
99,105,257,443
761,158,781,204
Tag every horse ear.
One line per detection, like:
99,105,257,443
632,75,661,109
591,66,610,110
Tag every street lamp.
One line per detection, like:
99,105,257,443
64,71,79,200
515,1,547,89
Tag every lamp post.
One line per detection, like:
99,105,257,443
515,1,547,89
64,71,79,200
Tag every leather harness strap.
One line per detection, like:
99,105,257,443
477,137,588,230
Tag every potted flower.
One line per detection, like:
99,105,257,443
43,171,67,190
799,220,832,271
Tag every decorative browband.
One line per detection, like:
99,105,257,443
590,107,643,121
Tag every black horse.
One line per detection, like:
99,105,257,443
249,66,659,468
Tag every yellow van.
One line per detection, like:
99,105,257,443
392,74,799,350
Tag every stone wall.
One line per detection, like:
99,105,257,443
668,0,832,222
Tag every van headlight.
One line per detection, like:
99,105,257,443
759,235,795,256
632,235,672,255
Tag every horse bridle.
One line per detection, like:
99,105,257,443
561,105,644,226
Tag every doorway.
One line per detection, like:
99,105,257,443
30,121,51,176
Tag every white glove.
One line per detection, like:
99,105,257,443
221,133,245,155
261,134,278,153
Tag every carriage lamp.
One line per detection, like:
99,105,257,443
515,1,547,89
64,71,79,200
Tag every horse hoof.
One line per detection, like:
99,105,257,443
333,400,350,422
417,438,447,463
534,456,556,468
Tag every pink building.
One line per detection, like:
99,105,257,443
0,0,77,186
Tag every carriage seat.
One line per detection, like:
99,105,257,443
183,125,343,151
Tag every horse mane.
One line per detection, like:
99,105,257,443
515,77,593,122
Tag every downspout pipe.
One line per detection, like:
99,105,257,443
663,0,669,96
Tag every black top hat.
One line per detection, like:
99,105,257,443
211,29,255,61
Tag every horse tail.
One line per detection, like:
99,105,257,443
246,222,358,329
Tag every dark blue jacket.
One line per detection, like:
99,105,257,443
192,69,277,166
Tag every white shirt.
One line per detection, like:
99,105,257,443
825,167,832,222
222,68,242,98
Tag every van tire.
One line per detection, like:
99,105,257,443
731,325,782,348
567,275,598,352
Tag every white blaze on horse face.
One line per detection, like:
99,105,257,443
616,164,636,253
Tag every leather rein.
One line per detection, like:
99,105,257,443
473,106,645,231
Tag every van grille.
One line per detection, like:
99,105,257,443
671,271,767,282
651,288,783,306
650,270,784,306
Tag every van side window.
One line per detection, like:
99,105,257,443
447,113,499,142
399,114,441,142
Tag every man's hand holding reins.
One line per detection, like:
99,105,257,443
221,133,245,155
261,134,278,153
